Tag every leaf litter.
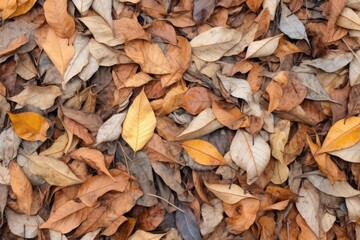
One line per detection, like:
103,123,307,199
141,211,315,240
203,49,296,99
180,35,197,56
1,0,360,239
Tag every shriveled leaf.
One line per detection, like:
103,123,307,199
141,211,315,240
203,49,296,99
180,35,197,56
182,139,226,166
40,200,92,234
245,34,282,59
318,116,360,153
8,85,62,110
8,112,50,142
69,147,114,180
190,27,242,62
122,89,156,152
79,16,124,47
5,209,43,238
26,154,83,187
176,108,223,140
175,205,201,240
125,40,171,74
302,51,353,73
305,173,360,197
44,0,75,39
204,182,255,204
230,130,271,185
9,161,33,215
279,3,308,42
296,180,320,238
96,113,126,144
77,169,129,207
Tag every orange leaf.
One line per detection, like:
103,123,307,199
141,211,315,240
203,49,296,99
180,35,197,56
212,100,250,129
8,112,49,142
9,161,33,216
43,0,75,39
182,139,226,166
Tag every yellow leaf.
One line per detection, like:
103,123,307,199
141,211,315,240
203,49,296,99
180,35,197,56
2,0,17,21
182,139,226,166
318,117,360,153
122,89,156,152
8,112,50,142
7,0,36,19
36,25,75,77
43,0,75,39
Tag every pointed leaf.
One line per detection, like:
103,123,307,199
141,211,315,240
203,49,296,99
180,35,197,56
279,3,308,42
204,182,255,204
8,112,50,142
72,0,93,14
95,113,126,144
230,130,271,184
182,139,226,166
122,89,156,152
6,209,43,238
245,34,282,59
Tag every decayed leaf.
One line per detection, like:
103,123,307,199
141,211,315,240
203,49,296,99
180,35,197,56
72,0,93,14
279,3,308,42
36,26,75,76
190,26,242,62
9,161,33,215
176,108,223,140
302,51,353,73
26,154,83,187
305,174,360,197
204,182,255,204
79,16,124,47
40,200,92,234
5,209,44,238
296,180,320,238
175,205,201,240
63,35,90,85
182,139,226,166
336,7,360,31
128,230,167,240
318,117,360,153
95,113,126,144
43,0,75,39
245,34,282,58
69,148,114,180
122,89,156,152
8,85,62,110
230,130,271,184
270,119,290,163
329,141,360,163
125,40,171,74
8,112,50,142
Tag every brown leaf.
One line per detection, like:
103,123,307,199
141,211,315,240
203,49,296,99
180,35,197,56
132,203,166,231
212,100,250,130
0,34,28,57
9,161,33,216
113,16,150,42
62,106,103,133
63,116,95,145
125,40,172,74
143,133,178,163
179,87,211,115
193,0,215,24
145,20,177,45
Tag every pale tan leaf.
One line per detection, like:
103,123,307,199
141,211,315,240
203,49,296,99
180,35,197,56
204,182,255,204
321,213,336,233
302,51,353,73
329,141,360,163
122,89,156,152
230,130,271,184
0,127,21,165
337,7,360,31
176,108,223,141
0,165,10,185
44,0,76,39
72,0,93,14
5,209,44,238
270,160,289,184
190,26,242,62
279,2,308,42
91,0,112,26
128,230,166,240
349,50,360,86
263,0,280,20
15,53,38,80
245,34,282,59
345,196,360,222
270,119,290,163
199,199,223,236
95,113,126,144
79,16,124,46
40,134,68,159
27,154,83,187
8,85,62,110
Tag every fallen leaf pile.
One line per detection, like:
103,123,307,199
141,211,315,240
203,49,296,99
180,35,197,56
1,0,360,239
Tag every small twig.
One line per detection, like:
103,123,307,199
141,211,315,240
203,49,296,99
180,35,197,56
145,193,185,213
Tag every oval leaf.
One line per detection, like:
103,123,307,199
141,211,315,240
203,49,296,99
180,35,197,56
122,89,156,152
245,34,282,59
182,139,226,166
204,182,255,204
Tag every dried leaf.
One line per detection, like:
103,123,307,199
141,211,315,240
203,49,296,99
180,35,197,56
336,7,360,31
5,209,43,238
199,199,223,236
204,182,255,204
128,230,167,240
270,119,290,163
179,87,211,115
0,127,21,165
318,117,360,153
72,0,93,14
9,161,33,215
96,113,126,144
113,17,150,42
212,100,250,130
15,53,38,80
8,112,50,142
88,39,132,66
349,50,360,86
230,130,271,184
190,27,242,62
91,0,112,26
122,89,156,152
270,160,289,184
245,34,282,58
63,116,95,145
44,0,75,39
182,139,226,166
8,85,62,110
302,52,353,73
329,141,360,163
27,154,83,187
218,74,253,103
175,205,201,240
279,3,308,42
